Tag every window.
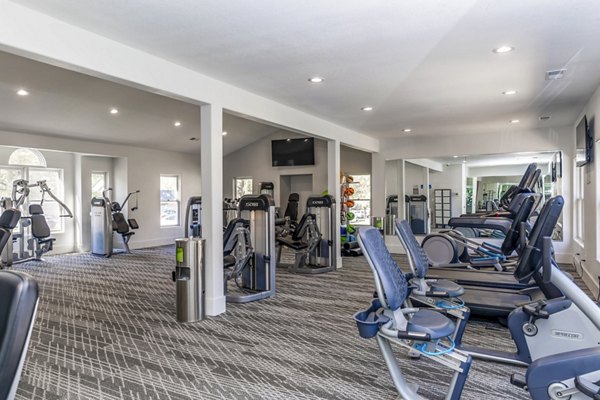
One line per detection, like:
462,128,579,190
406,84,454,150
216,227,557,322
0,167,23,200
91,172,108,198
29,168,65,232
349,174,371,225
233,177,253,199
8,148,46,167
574,165,585,244
160,175,180,226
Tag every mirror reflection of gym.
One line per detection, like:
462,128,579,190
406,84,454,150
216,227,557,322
384,151,563,242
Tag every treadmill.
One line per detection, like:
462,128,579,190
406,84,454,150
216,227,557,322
398,196,564,318
414,193,537,290
448,164,540,234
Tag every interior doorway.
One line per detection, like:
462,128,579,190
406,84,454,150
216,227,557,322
280,174,313,218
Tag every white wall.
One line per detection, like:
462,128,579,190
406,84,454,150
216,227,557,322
573,83,600,296
223,130,328,208
405,161,428,196
429,164,466,218
341,145,371,175
0,129,202,253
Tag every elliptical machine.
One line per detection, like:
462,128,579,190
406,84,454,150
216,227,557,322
91,188,139,256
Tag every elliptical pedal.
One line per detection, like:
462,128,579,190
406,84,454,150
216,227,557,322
510,373,527,389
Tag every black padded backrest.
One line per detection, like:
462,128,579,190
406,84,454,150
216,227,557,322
223,218,248,255
28,204,43,215
0,271,39,400
284,193,300,222
292,213,314,241
395,219,428,278
113,213,130,234
0,209,21,230
28,206,51,239
358,227,408,311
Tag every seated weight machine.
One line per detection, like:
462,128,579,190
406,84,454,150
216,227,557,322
1,179,73,267
184,194,276,303
91,188,139,256
276,194,336,274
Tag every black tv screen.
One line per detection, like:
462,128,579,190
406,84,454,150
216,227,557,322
576,115,589,166
271,138,315,166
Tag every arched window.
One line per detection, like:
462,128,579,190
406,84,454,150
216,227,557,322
8,148,47,167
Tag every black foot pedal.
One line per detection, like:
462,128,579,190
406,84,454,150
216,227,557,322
510,373,527,389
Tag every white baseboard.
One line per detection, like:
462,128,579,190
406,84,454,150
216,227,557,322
128,237,176,250
205,295,226,316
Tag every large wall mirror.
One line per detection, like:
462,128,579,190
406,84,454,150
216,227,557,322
384,150,563,241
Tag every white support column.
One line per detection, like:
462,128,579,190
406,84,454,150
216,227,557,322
200,104,225,316
73,153,83,252
371,152,386,220
328,140,342,269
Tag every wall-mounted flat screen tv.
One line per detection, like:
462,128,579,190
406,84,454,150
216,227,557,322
576,115,590,167
271,138,315,166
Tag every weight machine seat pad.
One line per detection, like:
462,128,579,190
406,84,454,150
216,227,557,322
30,214,51,239
291,213,315,241
407,309,456,340
223,255,236,268
0,271,39,400
526,347,600,392
428,279,465,297
0,209,21,230
112,213,131,234
276,236,308,250
395,219,429,278
121,232,135,238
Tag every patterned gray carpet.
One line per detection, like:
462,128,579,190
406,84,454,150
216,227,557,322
9,247,584,400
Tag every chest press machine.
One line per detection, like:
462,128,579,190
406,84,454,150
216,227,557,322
276,194,337,274
1,179,73,267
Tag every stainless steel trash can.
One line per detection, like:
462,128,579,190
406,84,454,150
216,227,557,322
174,238,205,322
384,214,396,235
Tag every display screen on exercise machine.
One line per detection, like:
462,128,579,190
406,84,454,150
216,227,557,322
271,138,315,167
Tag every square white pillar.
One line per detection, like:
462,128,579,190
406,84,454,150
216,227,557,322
200,104,225,316
328,140,342,269
371,152,386,218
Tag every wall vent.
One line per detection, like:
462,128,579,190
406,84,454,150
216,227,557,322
545,69,567,80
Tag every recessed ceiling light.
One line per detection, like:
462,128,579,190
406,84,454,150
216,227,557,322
539,115,551,121
308,77,324,83
453,155,459,158
502,90,518,95
402,128,412,133
189,137,198,141
493,46,514,54
462,160,467,164
222,131,228,136
361,106,374,111
174,121,182,127
16,89,29,96
510,119,520,123
109,108,119,115
286,138,291,142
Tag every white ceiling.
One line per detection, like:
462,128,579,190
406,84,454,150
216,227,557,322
0,51,281,155
10,0,600,142
429,150,556,168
